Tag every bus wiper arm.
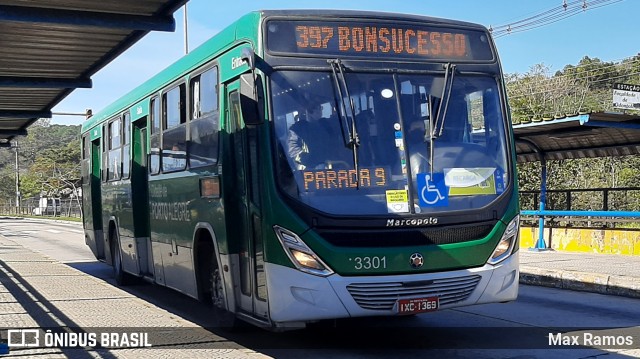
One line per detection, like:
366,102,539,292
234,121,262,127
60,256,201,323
328,59,361,188
432,63,456,139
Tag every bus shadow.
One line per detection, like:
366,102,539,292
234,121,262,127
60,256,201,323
66,260,223,327
66,260,114,281
62,262,640,358
0,258,120,359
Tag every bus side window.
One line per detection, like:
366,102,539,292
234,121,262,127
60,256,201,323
162,84,187,172
80,135,89,184
122,112,131,179
107,118,121,181
189,66,219,168
149,96,161,175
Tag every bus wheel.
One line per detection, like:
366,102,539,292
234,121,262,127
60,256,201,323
209,258,237,328
111,230,133,286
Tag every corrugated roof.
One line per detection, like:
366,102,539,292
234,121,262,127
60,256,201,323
513,111,640,163
0,0,188,144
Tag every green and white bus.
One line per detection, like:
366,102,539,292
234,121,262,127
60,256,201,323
81,10,520,329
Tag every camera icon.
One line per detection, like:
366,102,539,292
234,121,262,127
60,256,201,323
7,329,40,347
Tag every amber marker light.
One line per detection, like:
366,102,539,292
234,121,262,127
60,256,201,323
200,177,220,198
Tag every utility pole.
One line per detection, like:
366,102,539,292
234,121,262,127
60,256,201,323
13,140,20,213
183,4,189,54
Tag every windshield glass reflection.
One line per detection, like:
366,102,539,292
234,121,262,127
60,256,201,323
271,70,508,215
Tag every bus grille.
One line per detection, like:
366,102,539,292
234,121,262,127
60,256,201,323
346,275,482,311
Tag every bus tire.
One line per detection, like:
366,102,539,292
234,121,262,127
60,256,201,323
209,257,237,328
110,230,134,286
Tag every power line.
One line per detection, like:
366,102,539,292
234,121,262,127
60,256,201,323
490,0,624,38
508,66,640,100
491,0,621,37
509,56,640,84
590,70,640,84
506,55,640,95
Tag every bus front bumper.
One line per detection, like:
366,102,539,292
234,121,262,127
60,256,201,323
265,252,519,324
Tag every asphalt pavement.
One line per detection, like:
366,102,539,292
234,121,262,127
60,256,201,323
1,217,639,357
3,215,640,299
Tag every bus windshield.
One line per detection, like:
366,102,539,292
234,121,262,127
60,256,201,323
272,70,509,215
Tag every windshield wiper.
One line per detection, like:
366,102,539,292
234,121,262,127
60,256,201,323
432,63,457,139
328,59,361,188
429,63,456,175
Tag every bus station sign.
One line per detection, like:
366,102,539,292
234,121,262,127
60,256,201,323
612,83,640,110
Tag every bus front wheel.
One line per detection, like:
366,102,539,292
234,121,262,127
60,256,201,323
110,230,134,286
209,258,237,328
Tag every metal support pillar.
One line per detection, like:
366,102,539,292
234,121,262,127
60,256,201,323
534,157,548,250
516,138,551,251
13,141,20,213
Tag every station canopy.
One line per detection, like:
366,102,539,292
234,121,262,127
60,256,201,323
513,111,640,163
0,0,188,145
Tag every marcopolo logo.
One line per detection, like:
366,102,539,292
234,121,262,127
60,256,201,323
386,217,438,227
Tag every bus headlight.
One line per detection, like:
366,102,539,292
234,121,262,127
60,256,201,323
488,215,520,265
273,225,334,277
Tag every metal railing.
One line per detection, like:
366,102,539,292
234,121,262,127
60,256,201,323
520,187,640,228
0,199,82,218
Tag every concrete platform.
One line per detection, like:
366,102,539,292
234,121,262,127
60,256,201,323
0,233,269,358
519,249,640,298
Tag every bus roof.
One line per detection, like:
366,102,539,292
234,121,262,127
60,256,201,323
258,9,489,31
82,9,490,134
82,11,261,133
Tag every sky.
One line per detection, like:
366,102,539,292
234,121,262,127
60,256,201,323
51,0,639,125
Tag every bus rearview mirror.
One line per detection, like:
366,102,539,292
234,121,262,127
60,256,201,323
240,73,264,126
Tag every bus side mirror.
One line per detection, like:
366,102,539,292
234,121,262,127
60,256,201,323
240,73,265,126
241,48,255,71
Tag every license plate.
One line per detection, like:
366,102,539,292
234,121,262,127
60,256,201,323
397,297,439,315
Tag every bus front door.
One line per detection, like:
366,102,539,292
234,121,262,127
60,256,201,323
224,80,268,320
131,119,153,277
86,138,104,258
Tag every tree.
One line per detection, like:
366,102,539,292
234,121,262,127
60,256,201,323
507,63,589,122
0,121,81,204
510,57,640,216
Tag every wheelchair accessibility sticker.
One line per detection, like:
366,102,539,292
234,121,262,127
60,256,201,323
416,173,448,207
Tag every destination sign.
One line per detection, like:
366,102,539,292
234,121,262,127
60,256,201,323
267,20,493,61
303,167,387,191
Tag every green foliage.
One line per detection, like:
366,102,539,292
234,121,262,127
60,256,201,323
510,56,640,218
508,55,640,119
518,157,640,212
0,120,80,203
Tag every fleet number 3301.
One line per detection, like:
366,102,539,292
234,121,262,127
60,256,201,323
350,256,387,270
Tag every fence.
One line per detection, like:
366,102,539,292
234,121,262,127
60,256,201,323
0,198,82,218
2,188,639,225
520,187,640,229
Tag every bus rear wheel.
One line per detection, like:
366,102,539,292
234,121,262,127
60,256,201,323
209,258,237,328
